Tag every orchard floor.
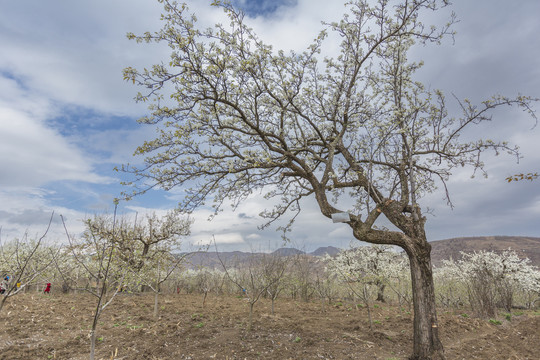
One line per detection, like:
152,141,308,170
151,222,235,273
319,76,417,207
0,293,539,360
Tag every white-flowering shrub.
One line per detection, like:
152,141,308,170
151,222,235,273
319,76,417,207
325,245,410,329
325,245,410,303
180,268,232,295
313,260,340,311
433,264,468,308
439,249,540,316
0,239,58,298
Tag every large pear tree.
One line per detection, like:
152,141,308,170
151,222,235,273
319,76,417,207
122,1,536,358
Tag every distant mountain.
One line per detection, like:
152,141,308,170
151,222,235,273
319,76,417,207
181,246,340,270
309,246,341,257
430,236,540,267
180,236,540,271
272,247,305,256
184,251,252,270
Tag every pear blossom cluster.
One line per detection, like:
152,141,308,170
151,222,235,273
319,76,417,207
325,245,408,283
325,245,411,307
436,249,540,315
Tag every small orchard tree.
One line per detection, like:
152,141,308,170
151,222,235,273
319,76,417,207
84,210,190,318
327,248,378,330
441,250,540,317
0,213,57,313
217,249,280,332
313,261,339,312
127,212,191,317
433,264,468,309
377,246,412,308
50,246,87,293
176,269,196,294
260,251,289,315
194,266,213,307
136,245,190,318
122,1,538,357
191,267,227,307
131,210,191,262
289,253,316,302
326,245,405,330
61,212,130,360
90,210,190,275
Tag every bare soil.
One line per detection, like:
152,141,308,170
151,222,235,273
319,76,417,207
0,292,538,359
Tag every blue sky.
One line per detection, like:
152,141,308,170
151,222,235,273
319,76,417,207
1,0,539,251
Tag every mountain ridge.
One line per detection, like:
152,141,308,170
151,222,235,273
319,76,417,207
429,235,540,267
181,236,540,269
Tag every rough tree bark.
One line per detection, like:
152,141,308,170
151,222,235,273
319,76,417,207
405,240,444,360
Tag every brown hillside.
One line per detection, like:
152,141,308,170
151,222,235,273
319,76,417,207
430,236,540,268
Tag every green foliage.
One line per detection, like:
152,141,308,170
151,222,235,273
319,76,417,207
488,319,502,325
506,172,538,182
293,336,301,343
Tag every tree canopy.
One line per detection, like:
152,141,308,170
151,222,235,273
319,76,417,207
122,0,535,247
122,1,537,358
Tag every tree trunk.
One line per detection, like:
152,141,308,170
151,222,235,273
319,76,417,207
248,302,254,332
89,329,96,360
89,308,101,360
376,281,386,303
0,296,7,313
363,284,373,332
406,240,445,360
153,290,159,318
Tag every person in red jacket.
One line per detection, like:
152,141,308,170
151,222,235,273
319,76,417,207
44,283,51,294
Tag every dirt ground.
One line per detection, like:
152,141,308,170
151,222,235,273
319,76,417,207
0,292,538,360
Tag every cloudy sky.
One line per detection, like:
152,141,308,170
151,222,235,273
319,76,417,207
0,0,539,252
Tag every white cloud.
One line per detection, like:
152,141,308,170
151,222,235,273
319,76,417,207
0,107,112,187
197,232,245,246
0,51,115,189
0,0,539,251
0,0,166,116
0,189,87,245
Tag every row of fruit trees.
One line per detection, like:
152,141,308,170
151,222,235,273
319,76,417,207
1,212,539,359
